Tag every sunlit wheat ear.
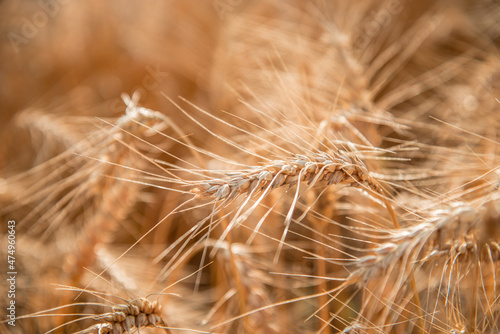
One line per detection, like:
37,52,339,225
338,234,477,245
191,150,379,202
74,298,170,334
48,262,216,334
14,285,171,334
188,147,391,261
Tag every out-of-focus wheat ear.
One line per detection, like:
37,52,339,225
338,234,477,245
373,184,427,333
0,234,61,333
469,0,500,45
59,99,174,330
67,166,139,286
199,238,301,332
196,240,281,333
303,188,339,334
416,197,500,333
151,228,283,332
63,97,172,276
13,109,85,163
341,191,500,332
2,94,169,239
6,97,173,331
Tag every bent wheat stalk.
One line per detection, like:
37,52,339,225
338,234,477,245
191,150,379,202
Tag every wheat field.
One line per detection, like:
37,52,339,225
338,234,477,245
1,0,500,333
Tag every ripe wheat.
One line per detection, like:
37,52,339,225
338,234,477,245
1,0,500,333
